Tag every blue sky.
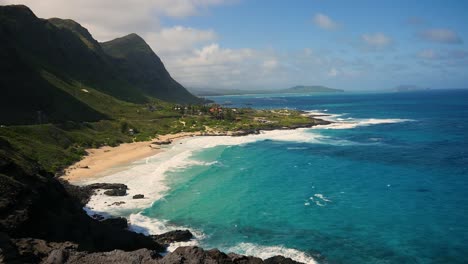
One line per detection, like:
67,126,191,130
5,0,468,90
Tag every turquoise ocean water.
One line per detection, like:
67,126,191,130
142,90,468,263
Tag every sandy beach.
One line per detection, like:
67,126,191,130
62,131,203,182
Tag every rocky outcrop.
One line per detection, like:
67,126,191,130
1,236,305,264
104,188,127,196
158,246,300,264
61,181,129,204
133,194,145,199
152,140,172,145
101,217,128,230
0,139,163,253
65,248,161,264
151,230,193,246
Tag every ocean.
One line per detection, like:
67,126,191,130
87,90,468,264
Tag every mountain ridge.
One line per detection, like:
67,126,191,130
0,5,202,125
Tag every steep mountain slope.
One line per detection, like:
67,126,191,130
101,34,202,104
0,5,202,125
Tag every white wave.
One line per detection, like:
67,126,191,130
80,129,334,214
314,117,413,130
128,213,205,252
314,194,331,202
226,242,318,264
315,201,325,207
304,109,413,130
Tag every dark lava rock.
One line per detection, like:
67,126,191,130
228,253,263,264
61,181,129,204
101,217,128,229
157,246,231,264
104,188,127,196
0,232,22,263
87,183,128,191
264,256,302,264
133,194,145,199
231,129,260,137
0,137,163,253
66,248,161,264
110,201,126,206
151,230,193,245
152,140,172,145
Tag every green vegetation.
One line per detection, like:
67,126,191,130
0,5,323,175
0,104,319,173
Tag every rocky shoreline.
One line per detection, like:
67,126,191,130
0,173,303,264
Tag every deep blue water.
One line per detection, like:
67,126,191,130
144,90,468,263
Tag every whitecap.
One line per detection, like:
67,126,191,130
128,213,205,252
315,201,325,207
314,193,331,202
226,242,318,264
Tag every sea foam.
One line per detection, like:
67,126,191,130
304,110,413,130
128,213,205,252
226,242,318,264
81,129,327,216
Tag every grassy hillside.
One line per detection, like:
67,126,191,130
0,5,202,125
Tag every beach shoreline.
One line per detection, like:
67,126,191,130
62,131,204,183
62,117,330,183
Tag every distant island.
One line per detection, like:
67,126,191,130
189,85,344,96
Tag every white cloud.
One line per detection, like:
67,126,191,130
313,13,339,30
146,26,216,54
361,33,393,51
2,0,229,41
418,28,463,44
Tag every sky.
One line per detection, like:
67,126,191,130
3,0,468,91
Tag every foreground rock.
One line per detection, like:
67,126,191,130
61,181,129,204
151,230,193,246
0,138,162,253
133,194,145,199
1,238,304,264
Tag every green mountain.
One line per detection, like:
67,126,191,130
189,85,343,96
0,5,202,125
101,34,200,104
